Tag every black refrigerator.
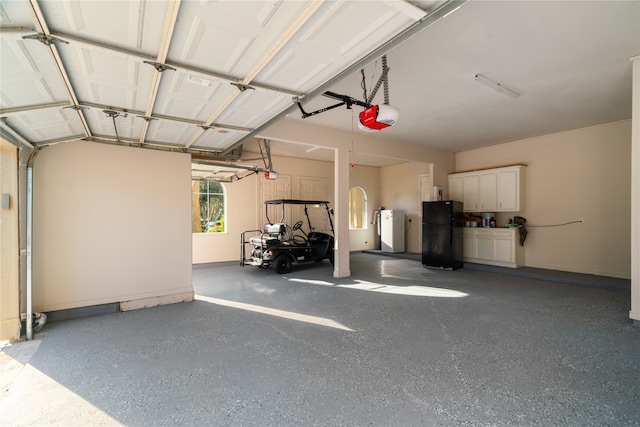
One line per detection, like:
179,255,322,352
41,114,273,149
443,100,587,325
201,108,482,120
422,201,463,270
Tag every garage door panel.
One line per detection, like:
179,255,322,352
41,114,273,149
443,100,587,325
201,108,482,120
58,45,154,112
190,128,249,151
215,91,292,129
167,1,309,76
0,40,69,108
146,119,199,147
154,71,238,123
5,108,85,143
40,0,167,55
254,1,424,92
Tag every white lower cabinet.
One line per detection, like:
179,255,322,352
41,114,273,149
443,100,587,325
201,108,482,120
463,228,524,268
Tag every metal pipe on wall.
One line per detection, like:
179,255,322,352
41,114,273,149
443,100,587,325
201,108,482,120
26,165,33,340
25,149,41,340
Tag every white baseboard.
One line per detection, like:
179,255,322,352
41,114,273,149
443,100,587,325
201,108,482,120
120,291,194,312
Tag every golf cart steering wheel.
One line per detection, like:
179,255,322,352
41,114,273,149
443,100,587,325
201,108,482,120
292,220,308,245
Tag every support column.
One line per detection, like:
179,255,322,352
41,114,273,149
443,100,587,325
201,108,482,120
631,54,640,326
333,146,351,278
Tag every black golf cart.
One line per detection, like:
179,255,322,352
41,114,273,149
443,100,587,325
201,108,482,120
240,199,335,274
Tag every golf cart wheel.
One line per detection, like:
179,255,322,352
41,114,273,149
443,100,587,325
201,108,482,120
273,255,292,274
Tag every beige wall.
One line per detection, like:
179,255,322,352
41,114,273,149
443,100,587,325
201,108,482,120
454,120,632,279
260,118,454,177
1,140,21,341
33,141,193,312
380,161,433,254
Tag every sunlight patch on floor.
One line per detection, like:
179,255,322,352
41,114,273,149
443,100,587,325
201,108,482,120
194,295,354,331
287,278,468,298
0,349,122,426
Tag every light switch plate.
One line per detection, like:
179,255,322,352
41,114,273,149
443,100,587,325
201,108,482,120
1,194,10,210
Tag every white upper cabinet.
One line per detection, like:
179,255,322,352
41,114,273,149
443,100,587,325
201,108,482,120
496,168,522,211
448,165,526,212
478,173,497,211
463,175,480,210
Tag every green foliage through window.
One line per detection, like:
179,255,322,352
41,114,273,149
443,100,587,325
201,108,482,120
192,181,225,233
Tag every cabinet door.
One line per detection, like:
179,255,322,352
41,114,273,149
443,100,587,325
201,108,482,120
449,176,464,205
478,173,497,210
463,175,479,211
463,231,475,259
497,169,519,211
493,231,514,263
475,233,493,260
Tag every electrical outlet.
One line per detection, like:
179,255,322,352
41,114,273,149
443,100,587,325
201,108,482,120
579,217,584,223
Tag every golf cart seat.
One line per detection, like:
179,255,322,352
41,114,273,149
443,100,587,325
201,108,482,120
249,223,293,247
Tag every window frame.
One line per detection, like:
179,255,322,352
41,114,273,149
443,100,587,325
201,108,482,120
192,180,227,234
349,186,368,230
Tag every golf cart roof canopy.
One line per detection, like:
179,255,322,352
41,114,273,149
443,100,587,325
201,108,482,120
263,200,334,233
265,199,330,205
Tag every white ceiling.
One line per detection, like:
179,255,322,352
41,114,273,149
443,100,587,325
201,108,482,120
1,1,638,171
247,0,640,165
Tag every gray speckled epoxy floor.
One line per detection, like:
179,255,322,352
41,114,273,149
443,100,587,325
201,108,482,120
2,253,639,426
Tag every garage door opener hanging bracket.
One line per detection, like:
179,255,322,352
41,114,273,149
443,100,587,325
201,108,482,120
293,55,399,131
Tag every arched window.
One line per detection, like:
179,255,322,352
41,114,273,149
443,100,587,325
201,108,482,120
192,180,226,233
349,187,367,229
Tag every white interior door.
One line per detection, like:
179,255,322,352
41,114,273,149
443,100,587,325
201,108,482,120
419,174,432,202
298,176,329,232
258,175,291,225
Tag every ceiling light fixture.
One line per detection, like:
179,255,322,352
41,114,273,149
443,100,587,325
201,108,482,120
474,73,520,99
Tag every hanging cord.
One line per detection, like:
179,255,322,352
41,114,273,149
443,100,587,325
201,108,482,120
351,108,355,169
527,220,582,227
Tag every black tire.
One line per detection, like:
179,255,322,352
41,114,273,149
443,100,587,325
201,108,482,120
273,255,293,274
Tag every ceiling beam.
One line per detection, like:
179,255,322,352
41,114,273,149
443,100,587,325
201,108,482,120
25,29,303,98
0,119,34,149
76,101,252,133
24,0,92,140
0,101,70,117
82,135,244,160
139,0,182,145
